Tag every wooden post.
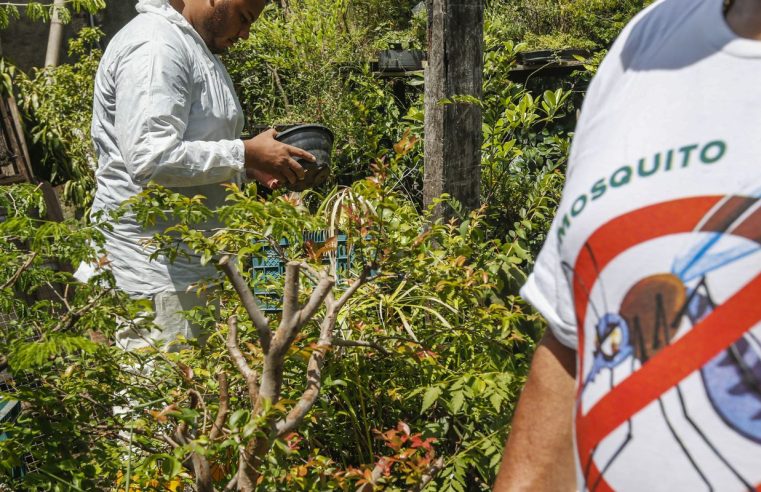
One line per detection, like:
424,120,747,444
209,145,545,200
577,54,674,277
423,0,484,218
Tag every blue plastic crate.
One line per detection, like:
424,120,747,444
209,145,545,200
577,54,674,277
251,232,365,312
0,376,24,479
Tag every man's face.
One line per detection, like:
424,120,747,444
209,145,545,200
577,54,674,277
200,0,265,54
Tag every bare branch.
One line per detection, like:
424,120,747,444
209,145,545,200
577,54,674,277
334,266,371,312
279,262,301,329
333,338,389,355
223,475,238,492
173,426,189,446
295,271,335,328
275,341,330,437
276,298,339,437
188,389,207,436
226,316,260,406
51,288,113,333
297,261,320,284
1,252,36,290
273,264,334,358
412,456,445,492
218,255,272,353
160,432,182,449
210,372,229,441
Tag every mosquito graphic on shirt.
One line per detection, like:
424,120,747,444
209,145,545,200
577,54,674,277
562,192,761,492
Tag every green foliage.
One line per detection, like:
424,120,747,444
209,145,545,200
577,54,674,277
0,0,105,29
478,35,576,271
114,146,539,490
487,0,654,50
0,184,144,490
15,28,103,209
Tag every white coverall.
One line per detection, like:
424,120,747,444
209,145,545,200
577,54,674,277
78,0,246,350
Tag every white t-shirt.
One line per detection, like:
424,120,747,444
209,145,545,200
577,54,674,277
84,0,246,297
521,0,761,490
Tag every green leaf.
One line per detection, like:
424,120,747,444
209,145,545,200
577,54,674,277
161,455,182,478
421,386,443,413
449,390,465,414
229,409,249,428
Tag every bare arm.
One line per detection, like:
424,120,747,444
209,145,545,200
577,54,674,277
493,330,577,492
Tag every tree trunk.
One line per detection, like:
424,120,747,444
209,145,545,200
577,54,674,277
423,0,484,218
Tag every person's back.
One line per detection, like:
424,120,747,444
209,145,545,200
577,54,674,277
494,0,761,489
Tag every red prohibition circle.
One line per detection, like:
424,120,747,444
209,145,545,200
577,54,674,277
568,195,761,491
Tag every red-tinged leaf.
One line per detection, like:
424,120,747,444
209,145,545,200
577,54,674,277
393,129,411,155
416,350,438,361
313,236,338,259
305,240,318,261
177,362,194,382
149,403,178,423
400,448,416,459
397,421,411,436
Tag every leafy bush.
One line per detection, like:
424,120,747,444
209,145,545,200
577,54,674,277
0,0,104,29
225,1,424,188
15,27,103,209
488,0,654,50
0,148,540,490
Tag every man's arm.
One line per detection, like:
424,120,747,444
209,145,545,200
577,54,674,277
493,330,577,492
113,39,311,189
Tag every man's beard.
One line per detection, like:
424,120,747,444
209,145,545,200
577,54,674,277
202,0,230,54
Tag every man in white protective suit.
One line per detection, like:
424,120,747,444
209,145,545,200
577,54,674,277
78,0,314,351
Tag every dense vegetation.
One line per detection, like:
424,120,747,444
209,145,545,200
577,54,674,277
0,0,649,490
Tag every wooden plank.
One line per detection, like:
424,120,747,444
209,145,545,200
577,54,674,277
6,94,32,177
0,94,32,184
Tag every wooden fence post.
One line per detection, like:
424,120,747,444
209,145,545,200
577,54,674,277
423,0,484,218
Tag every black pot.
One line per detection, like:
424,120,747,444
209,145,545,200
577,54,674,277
378,43,425,72
275,124,334,192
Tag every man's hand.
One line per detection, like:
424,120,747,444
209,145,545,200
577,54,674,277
243,129,315,187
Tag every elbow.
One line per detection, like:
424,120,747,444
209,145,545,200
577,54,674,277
125,139,186,187
128,152,163,186
121,117,187,187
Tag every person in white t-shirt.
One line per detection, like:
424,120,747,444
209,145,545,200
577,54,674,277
493,0,761,490
79,0,316,351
